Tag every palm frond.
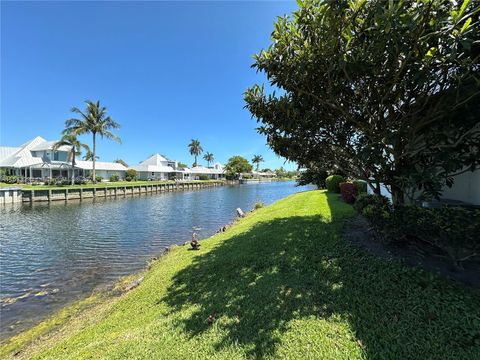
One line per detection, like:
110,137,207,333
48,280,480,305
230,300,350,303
101,130,122,144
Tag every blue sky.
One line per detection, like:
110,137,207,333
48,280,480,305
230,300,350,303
1,0,297,170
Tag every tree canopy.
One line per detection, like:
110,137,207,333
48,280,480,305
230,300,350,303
203,152,214,167
225,156,253,179
245,0,480,205
64,100,121,183
188,139,203,167
252,155,264,171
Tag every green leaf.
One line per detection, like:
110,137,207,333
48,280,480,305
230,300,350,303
425,47,437,59
458,0,471,19
460,17,472,34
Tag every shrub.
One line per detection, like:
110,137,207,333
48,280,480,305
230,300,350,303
353,180,367,194
125,169,137,182
359,195,480,264
362,203,393,236
198,174,209,181
95,175,103,182
325,175,344,193
297,168,328,188
254,201,264,210
242,174,253,179
354,194,390,213
75,177,87,185
2,175,21,184
390,206,480,264
109,173,120,182
339,182,357,204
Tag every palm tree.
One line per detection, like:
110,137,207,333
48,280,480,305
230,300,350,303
83,150,99,161
52,134,90,185
252,155,264,172
64,100,121,183
203,152,214,167
188,139,203,167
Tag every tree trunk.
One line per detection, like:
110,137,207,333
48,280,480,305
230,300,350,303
391,184,404,208
71,147,75,186
92,133,96,183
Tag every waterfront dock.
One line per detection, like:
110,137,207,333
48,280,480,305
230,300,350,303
1,181,224,204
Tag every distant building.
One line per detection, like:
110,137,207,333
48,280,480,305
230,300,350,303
252,170,276,178
188,163,225,180
1,137,227,183
131,155,225,180
0,136,126,180
130,154,182,180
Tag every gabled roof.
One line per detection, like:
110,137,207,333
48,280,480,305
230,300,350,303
0,146,21,161
75,161,128,171
0,137,47,168
31,140,71,152
140,154,169,166
131,153,176,173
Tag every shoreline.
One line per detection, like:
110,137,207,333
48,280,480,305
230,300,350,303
2,190,478,359
0,203,244,346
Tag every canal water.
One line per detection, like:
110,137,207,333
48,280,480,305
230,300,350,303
0,181,313,338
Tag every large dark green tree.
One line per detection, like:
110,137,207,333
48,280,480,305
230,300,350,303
225,156,253,179
245,0,480,205
64,100,121,183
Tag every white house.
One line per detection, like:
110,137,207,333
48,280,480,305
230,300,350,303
130,154,183,180
252,170,276,179
188,163,225,180
131,155,225,181
0,136,127,180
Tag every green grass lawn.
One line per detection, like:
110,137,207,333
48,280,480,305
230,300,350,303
0,179,223,190
2,190,479,359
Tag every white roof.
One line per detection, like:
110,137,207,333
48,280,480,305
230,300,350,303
188,166,224,175
0,137,123,172
75,160,127,171
0,146,21,161
131,153,177,173
0,136,47,168
213,162,224,170
141,154,169,165
31,140,71,152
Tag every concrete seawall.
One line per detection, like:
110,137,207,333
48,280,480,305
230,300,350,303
0,187,23,204
3,181,224,204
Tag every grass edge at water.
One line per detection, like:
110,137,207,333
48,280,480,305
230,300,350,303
1,190,479,360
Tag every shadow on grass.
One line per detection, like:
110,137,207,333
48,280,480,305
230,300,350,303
161,193,480,359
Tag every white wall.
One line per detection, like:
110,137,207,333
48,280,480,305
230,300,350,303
367,170,480,205
441,169,480,205
138,171,168,180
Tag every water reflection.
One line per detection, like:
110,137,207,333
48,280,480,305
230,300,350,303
0,181,313,338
